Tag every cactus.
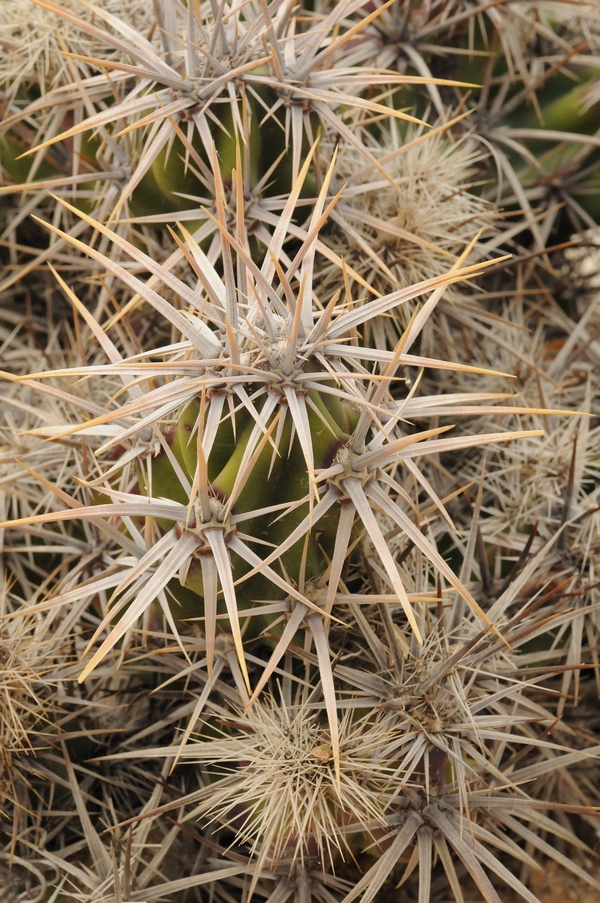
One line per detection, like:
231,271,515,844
1,2,600,901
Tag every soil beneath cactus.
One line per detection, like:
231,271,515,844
469,857,600,903
366,855,600,903
507,859,600,903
